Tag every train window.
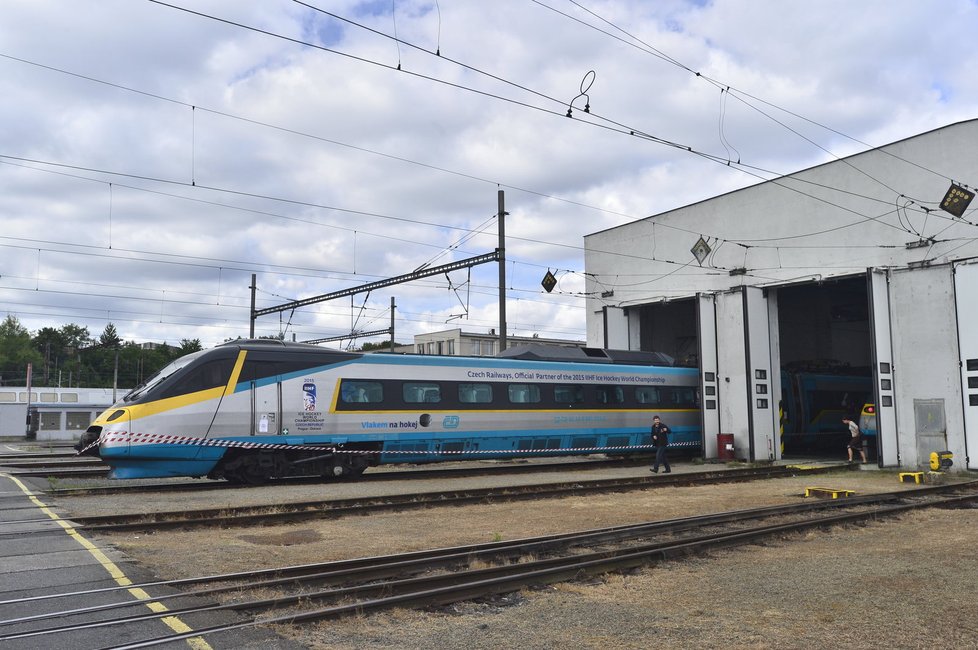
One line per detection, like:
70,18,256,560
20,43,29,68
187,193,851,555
596,386,625,405
0,392,15,403
60,393,79,402
404,382,441,404
39,392,58,402
635,386,661,405
459,383,493,404
670,387,699,408
160,359,235,398
554,385,584,404
340,380,383,403
238,356,328,382
508,384,541,404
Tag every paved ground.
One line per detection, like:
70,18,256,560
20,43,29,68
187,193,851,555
0,471,304,650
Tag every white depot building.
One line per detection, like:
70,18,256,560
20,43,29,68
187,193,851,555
584,119,978,470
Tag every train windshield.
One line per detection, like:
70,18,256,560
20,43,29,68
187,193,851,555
123,349,209,403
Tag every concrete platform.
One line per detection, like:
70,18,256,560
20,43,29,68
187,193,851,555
0,472,303,650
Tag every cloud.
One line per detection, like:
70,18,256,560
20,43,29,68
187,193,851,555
2,0,977,349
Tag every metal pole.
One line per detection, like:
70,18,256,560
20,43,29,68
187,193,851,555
249,273,256,339
112,350,118,403
390,296,396,353
498,190,507,353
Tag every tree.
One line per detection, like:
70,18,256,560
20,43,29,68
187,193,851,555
0,315,43,385
59,323,92,351
99,323,122,348
359,340,404,352
178,338,203,355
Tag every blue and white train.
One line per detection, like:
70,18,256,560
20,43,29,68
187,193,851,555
77,340,702,482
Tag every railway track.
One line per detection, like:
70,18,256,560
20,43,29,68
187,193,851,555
31,456,675,494
4,455,660,483
59,465,831,533
5,480,976,649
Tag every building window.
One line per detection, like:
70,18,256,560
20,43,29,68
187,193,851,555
40,412,61,430
66,412,92,430
446,340,455,355
481,340,495,356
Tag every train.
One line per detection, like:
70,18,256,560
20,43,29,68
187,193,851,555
779,368,873,451
76,340,702,482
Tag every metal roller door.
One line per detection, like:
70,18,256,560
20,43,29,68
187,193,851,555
867,269,898,466
954,261,978,470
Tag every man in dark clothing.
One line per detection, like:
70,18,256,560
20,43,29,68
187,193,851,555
650,415,671,473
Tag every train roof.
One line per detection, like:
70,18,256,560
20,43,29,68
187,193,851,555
216,340,676,367
217,339,361,355
496,345,675,366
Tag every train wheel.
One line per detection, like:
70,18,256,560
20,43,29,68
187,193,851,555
320,456,369,480
221,452,278,485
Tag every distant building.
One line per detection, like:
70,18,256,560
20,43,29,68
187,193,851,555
412,328,584,357
0,386,123,441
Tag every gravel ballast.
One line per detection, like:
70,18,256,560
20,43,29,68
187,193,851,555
63,464,978,649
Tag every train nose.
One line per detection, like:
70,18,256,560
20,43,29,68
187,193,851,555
97,408,133,457
75,427,102,457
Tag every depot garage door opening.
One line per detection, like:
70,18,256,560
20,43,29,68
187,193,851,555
776,277,873,459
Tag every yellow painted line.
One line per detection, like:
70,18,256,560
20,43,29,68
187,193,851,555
224,350,247,398
2,473,212,650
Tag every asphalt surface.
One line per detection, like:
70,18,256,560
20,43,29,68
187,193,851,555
0,470,304,650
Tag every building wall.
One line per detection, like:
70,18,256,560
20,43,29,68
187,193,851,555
0,386,122,440
584,120,978,347
412,328,584,357
583,120,978,468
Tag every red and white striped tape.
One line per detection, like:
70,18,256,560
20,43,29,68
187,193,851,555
80,430,695,457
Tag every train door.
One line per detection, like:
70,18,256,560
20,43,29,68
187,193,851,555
252,378,282,436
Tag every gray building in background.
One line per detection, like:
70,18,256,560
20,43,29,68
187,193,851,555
0,387,122,441
584,119,978,470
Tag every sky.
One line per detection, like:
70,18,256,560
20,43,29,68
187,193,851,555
2,0,978,350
